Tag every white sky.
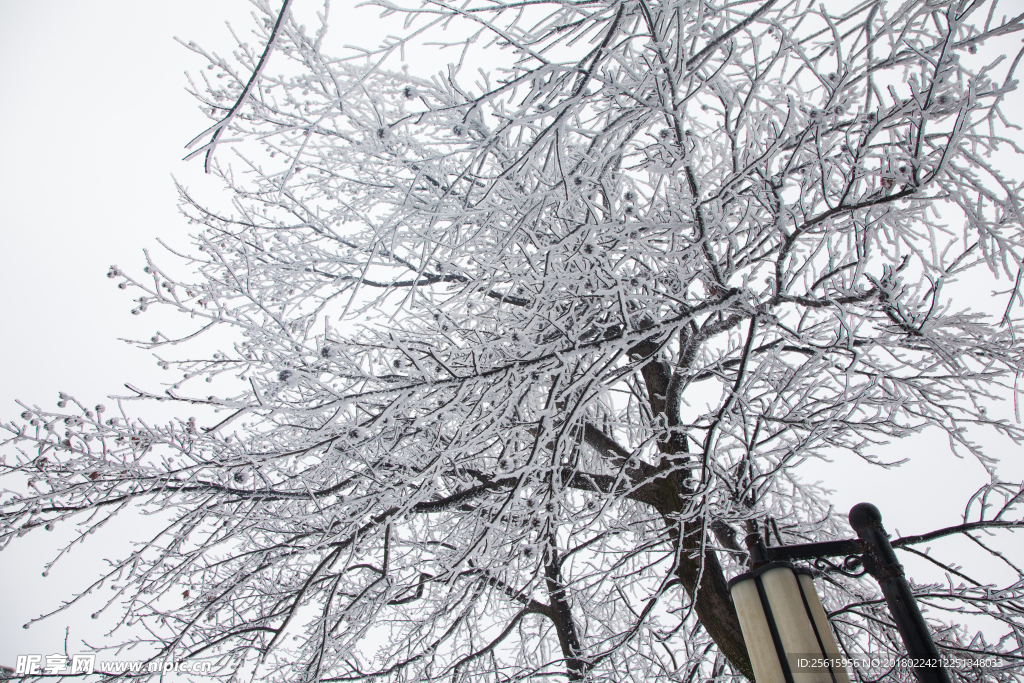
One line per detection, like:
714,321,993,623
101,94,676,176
0,0,306,665
1,0,1023,671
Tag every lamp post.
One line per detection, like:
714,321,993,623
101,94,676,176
730,561,851,683
729,503,952,683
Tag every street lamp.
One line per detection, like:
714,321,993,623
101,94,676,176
730,562,851,683
729,503,952,683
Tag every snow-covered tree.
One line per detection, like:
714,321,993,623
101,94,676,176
4,0,1024,680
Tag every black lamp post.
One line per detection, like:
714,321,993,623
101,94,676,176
731,503,952,683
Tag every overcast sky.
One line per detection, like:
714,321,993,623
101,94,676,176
0,0,280,665
1,0,1023,671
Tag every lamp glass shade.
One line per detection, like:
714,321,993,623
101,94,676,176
729,562,851,683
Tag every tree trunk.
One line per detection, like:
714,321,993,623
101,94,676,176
634,345,755,680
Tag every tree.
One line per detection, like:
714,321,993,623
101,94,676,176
4,0,1024,680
